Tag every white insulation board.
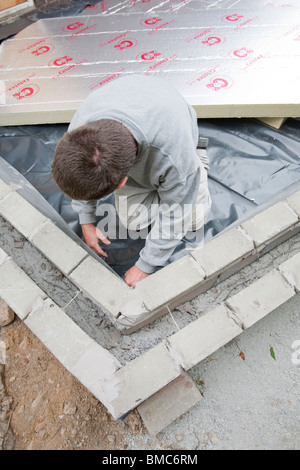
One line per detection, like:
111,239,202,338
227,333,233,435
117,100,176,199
0,0,299,125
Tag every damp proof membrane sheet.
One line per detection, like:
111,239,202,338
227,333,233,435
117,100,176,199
1,117,300,277
0,0,299,125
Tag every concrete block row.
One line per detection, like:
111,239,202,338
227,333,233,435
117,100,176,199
1,245,299,422
0,247,122,417
127,193,300,329
164,254,298,372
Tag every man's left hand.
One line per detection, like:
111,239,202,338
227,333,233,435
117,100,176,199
125,265,150,286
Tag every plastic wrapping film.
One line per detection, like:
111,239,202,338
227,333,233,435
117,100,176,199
0,0,299,125
1,117,300,276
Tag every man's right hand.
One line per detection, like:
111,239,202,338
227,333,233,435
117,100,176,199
81,224,111,258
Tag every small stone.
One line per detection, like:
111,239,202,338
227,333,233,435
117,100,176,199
34,421,46,433
104,341,116,350
31,391,46,411
25,266,34,275
109,328,121,343
63,403,77,415
17,405,25,415
176,303,196,315
106,434,116,444
14,240,24,249
19,337,31,351
0,299,15,327
120,343,133,350
27,440,34,450
0,411,10,421
89,397,98,406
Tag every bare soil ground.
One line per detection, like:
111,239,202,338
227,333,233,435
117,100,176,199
0,316,145,451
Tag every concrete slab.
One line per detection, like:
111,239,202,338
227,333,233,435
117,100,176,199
137,372,203,436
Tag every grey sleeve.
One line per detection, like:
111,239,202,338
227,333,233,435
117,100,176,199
135,169,200,274
71,199,97,225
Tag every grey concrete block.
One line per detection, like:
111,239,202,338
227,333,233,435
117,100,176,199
71,342,121,417
226,269,295,329
0,247,9,266
135,255,206,311
192,226,254,277
0,191,47,238
0,179,13,200
138,372,203,436
30,220,88,275
70,256,131,319
25,298,96,370
0,254,46,320
279,253,300,292
241,201,298,249
110,342,181,419
286,191,300,218
167,304,243,371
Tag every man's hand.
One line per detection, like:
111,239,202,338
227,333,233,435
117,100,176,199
81,224,111,258
125,265,150,286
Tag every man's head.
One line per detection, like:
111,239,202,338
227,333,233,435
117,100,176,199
52,119,137,200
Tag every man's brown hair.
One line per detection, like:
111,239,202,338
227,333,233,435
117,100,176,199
52,119,137,200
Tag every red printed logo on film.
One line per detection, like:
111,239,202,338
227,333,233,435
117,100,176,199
114,38,138,50
31,44,55,56
62,22,84,32
222,14,244,22
141,17,162,26
12,84,39,100
206,76,233,91
136,50,161,62
230,47,253,59
48,56,73,68
202,36,225,46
